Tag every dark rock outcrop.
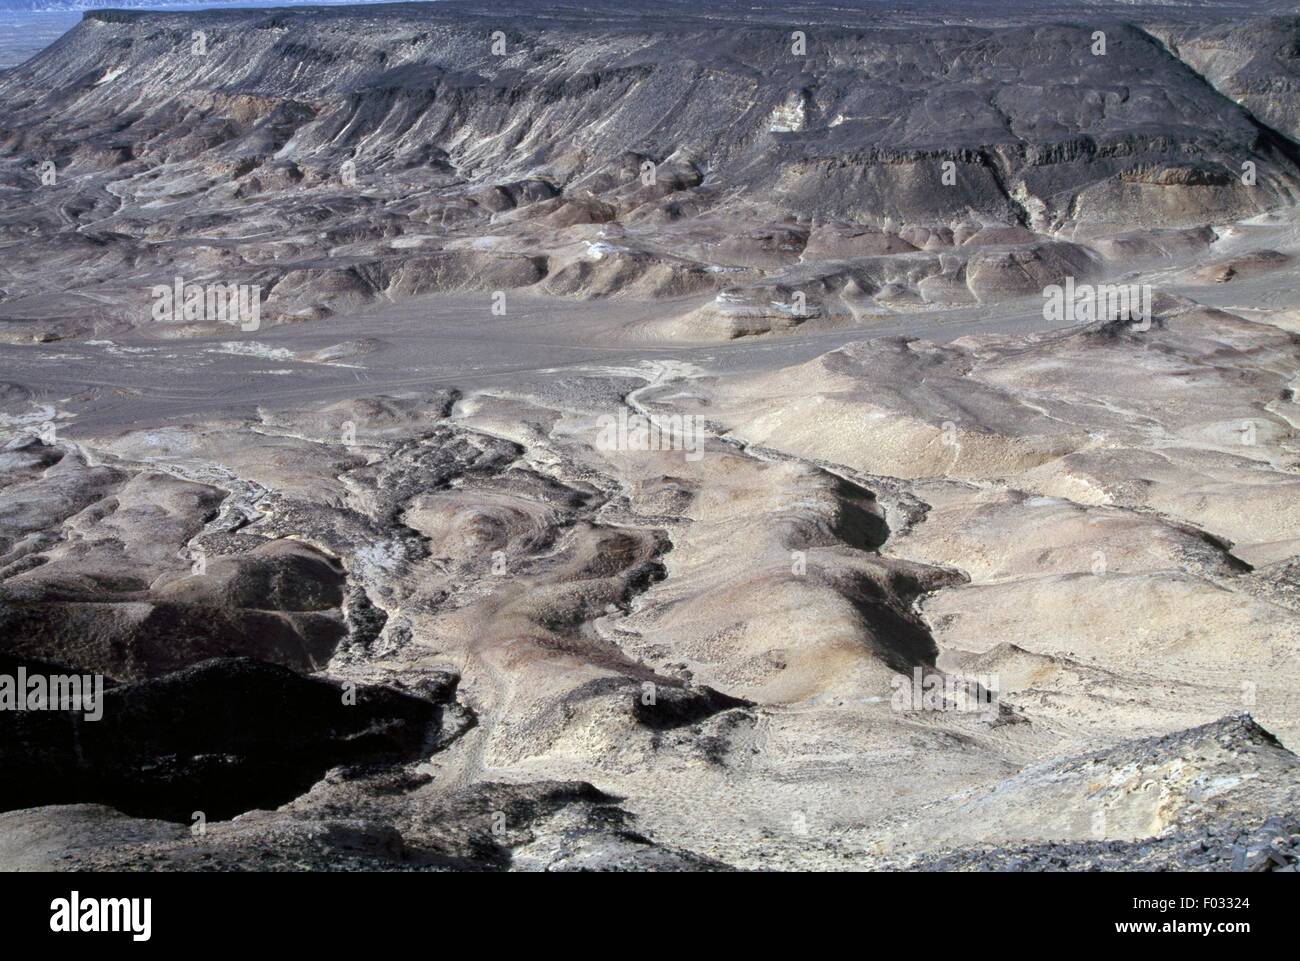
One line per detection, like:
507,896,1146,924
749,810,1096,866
0,655,447,822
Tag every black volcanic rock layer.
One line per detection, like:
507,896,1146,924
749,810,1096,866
0,655,447,822
0,2,1298,336
1,3,1292,228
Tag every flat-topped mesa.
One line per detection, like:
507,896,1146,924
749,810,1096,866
1,1,1298,342
1,4,1296,228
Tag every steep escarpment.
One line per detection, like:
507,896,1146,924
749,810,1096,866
1153,16,1300,145
0,3,1298,338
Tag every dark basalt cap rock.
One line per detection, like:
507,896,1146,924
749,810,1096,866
632,682,753,731
0,655,448,823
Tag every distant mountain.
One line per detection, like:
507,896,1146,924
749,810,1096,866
0,0,439,10
0,0,1294,14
